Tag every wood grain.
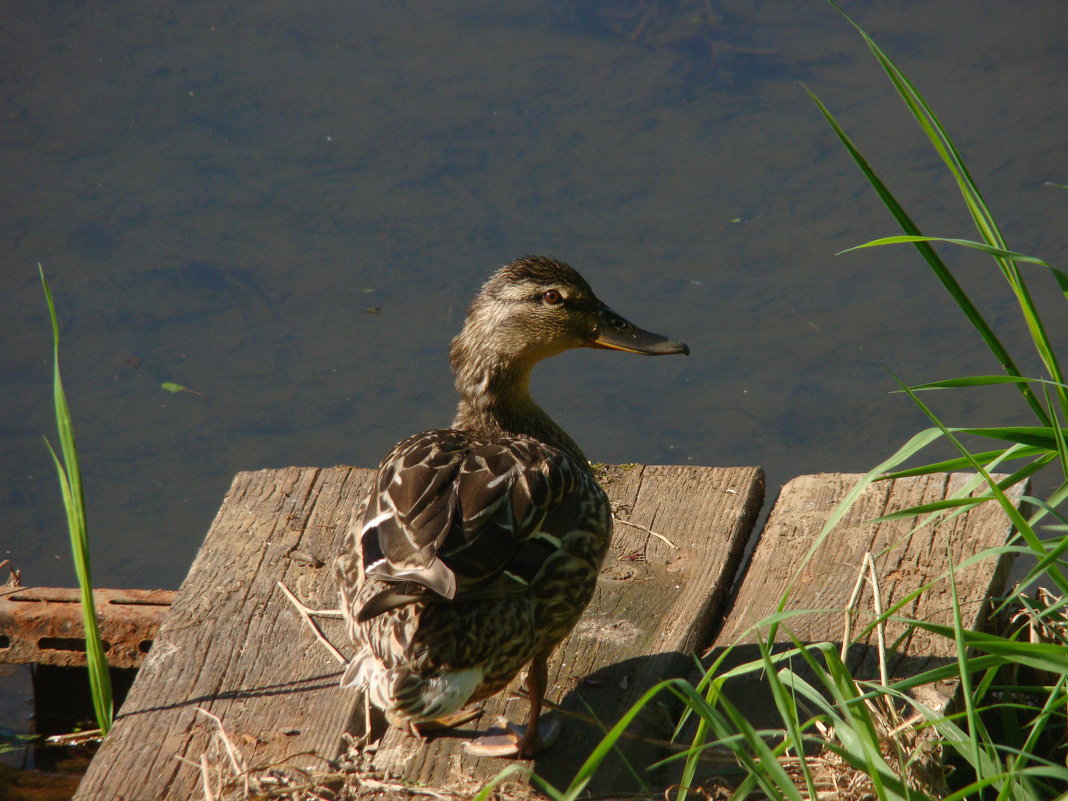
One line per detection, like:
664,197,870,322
707,472,1023,732
75,469,1020,799
74,466,372,801
74,464,765,800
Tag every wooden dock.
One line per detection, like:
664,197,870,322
68,465,1022,800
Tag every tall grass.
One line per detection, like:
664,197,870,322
480,6,1068,800
40,265,114,735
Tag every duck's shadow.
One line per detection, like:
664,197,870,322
411,650,691,794
422,642,957,795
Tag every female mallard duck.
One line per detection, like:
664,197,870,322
335,256,688,757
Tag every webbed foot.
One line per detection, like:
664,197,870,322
460,714,560,758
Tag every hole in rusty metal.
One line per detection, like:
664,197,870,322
38,637,112,652
0,634,10,648
138,639,153,653
10,594,76,603
38,637,86,652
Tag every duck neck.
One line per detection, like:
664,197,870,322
450,357,588,465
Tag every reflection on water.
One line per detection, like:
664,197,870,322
2,0,1067,757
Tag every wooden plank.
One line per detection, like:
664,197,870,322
705,472,1022,737
74,464,765,801
74,466,373,801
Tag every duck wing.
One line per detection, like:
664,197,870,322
357,429,590,620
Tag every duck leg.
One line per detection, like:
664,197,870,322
462,653,560,758
517,653,548,756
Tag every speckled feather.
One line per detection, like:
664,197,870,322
334,428,610,721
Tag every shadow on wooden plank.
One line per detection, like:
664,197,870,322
395,651,694,795
109,669,345,719
704,643,960,736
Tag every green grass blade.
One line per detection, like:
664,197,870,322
875,456,1047,524
759,643,819,801
805,87,1050,425
572,695,650,794
945,547,987,785
842,235,1055,271
561,678,689,798
786,643,915,800
1043,387,1068,479
880,445,1048,479
902,621,1068,674
674,713,709,801
474,765,555,801
771,426,945,634
829,3,1003,248
809,10,1068,795
706,690,805,801
956,426,1061,450
869,496,987,520
894,378,1068,595
39,266,113,734
1010,674,1067,783
904,376,1066,391
828,1,1068,414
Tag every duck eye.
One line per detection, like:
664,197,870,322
542,289,563,305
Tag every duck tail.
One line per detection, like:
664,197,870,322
340,646,375,689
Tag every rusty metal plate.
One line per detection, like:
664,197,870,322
0,587,175,668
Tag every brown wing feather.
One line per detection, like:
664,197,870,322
360,430,467,597
357,429,585,617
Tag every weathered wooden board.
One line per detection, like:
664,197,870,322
706,472,1023,736
74,464,765,801
74,466,373,801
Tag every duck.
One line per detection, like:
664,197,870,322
334,256,688,758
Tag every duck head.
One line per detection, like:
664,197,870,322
449,256,688,450
451,256,688,375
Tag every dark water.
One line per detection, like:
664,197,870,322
2,0,1067,757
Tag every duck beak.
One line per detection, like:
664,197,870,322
587,303,690,356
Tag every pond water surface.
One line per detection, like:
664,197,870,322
2,0,1067,766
